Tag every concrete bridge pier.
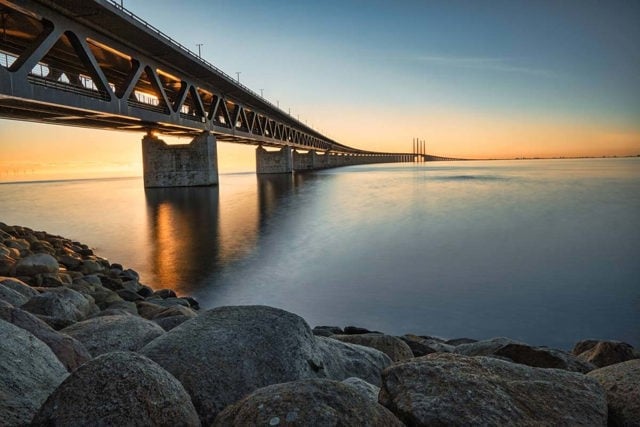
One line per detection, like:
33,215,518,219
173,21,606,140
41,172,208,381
142,131,218,188
256,146,293,174
292,149,318,171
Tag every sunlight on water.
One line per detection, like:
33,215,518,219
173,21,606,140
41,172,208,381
1,158,638,348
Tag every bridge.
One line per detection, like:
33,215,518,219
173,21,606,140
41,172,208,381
0,0,454,187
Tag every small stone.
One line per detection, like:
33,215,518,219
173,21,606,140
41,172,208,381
154,288,177,299
312,325,344,337
15,253,59,276
574,340,638,368
331,333,414,362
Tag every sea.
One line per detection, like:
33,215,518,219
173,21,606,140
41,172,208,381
1,158,638,349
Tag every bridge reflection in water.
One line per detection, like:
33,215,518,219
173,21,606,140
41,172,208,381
144,173,307,295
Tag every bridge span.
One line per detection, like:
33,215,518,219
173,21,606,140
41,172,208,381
0,0,450,187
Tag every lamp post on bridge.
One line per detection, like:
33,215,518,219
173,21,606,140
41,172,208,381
196,43,203,58
260,88,264,97
235,72,241,83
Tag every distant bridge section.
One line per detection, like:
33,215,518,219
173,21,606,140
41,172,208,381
0,0,450,187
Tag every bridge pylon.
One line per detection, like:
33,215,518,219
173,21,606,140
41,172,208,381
142,131,218,187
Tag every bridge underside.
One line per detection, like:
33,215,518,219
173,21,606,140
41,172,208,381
0,0,455,187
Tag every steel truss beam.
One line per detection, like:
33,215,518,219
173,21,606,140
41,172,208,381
0,0,413,159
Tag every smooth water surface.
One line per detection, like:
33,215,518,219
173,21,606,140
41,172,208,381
2,158,638,349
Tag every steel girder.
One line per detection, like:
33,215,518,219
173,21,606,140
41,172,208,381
0,0,407,158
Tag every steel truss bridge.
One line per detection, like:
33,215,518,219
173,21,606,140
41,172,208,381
0,0,457,184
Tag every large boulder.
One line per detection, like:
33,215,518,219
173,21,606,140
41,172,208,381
140,305,325,424
588,359,640,426
0,282,29,306
0,319,68,425
21,287,99,329
0,305,91,371
32,351,200,426
573,340,638,368
331,333,414,362
62,314,165,356
316,336,392,386
379,353,607,426
0,276,38,299
454,337,595,373
213,379,403,426
14,253,59,275
341,377,381,402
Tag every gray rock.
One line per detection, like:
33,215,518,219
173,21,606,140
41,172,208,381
588,359,640,426
0,305,91,371
140,305,325,424
32,351,199,427
380,352,607,426
312,325,344,337
344,325,379,334
121,279,142,293
213,378,403,427
39,272,71,287
0,282,29,306
57,253,82,269
90,286,123,310
0,276,38,299
77,259,105,275
445,337,478,346
91,308,136,318
116,288,144,301
136,300,168,319
400,334,455,357
331,333,414,362
150,297,191,308
316,336,392,386
341,377,381,402
21,287,99,329
574,340,638,368
153,314,192,331
0,318,68,426
62,314,165,356
104,299,138,315
81,274,103,287
0,255,16,276
151,304,198,320
15,253,59,275
98,274,123,291
154,288,177,299
454,336,595,373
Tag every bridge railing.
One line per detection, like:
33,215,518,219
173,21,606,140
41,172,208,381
105,1,290,122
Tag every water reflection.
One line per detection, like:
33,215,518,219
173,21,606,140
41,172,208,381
143,173,311,295
144,186,221,294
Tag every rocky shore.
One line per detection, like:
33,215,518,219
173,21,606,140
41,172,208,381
1,222,638,426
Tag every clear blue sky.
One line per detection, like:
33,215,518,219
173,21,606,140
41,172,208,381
1,0,639,179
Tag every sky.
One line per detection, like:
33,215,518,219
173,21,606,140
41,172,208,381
1,0,639,180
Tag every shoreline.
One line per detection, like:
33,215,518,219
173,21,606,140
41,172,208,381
1,222,638,425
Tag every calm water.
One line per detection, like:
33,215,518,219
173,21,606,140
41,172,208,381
1,158,639,349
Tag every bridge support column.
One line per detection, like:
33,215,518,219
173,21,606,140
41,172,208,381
256,146,293,174
142,131,218,188
292,149,314,171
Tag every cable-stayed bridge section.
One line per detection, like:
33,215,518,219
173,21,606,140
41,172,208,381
0,0,431,187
